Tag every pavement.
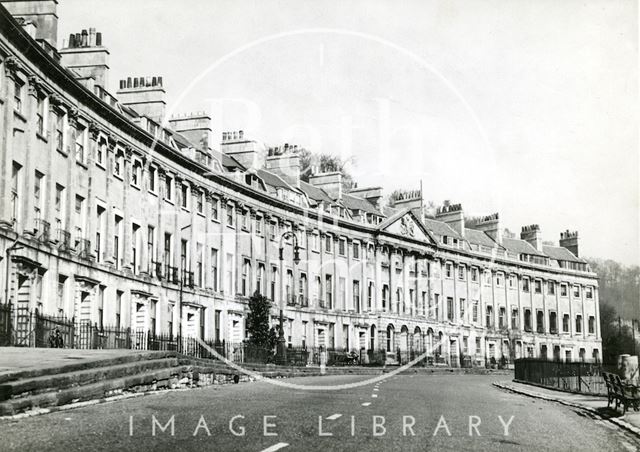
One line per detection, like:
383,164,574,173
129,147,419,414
1,373,640,451
494,380,640,438
0,347,148,376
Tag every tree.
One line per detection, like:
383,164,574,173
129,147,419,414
298,148,355,189
246,291,277,348
600,302,637,363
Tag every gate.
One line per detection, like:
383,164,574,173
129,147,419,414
0,303,11,345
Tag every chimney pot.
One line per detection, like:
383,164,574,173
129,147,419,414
96,32,102,46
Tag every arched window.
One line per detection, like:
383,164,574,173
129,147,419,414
386,325,394,352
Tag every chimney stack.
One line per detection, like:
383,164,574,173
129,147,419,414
168,112,213,150
1,0,59,48
309,171,342,200
59,27,110,89
389,189,422,211
220,131,266,170
348,186,383,208
559,230,580,257
435,202,465,236
265,145,301,188
521,224,543,252
472,213,502,245
116,75,166,121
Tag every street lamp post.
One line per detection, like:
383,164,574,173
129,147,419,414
277,230,301,365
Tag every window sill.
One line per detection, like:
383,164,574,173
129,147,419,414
211,218,220,223
130,183,141,191
96,162,106,171
196,212,205,218
113,173,124,182
148,190,158,198
164,198,174,205
36,132,48,143
56,147,68,158
76,160,88,170
180,207,190,213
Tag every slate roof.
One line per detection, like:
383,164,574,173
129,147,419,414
542,245,585,263
502,237,545,256
256,169,292,190
465,228,501,249
221,154,246,171
299,181,332,203
341,193,382,216
421,217,463,239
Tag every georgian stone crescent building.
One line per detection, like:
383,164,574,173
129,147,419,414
0,1,601,364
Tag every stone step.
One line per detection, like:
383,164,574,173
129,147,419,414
0,350,178,385
0,357,180,401
0,365,190,417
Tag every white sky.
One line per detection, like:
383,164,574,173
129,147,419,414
58,0,639,265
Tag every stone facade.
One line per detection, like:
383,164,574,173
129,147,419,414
0,2,601,365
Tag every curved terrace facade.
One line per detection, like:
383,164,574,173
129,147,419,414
0,1,600,365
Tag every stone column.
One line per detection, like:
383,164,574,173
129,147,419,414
121,146,133,271
103,137,116,266
86,122,100,259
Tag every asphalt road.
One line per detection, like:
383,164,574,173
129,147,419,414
1,373,639,451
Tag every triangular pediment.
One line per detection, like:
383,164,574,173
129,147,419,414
378,210,435,244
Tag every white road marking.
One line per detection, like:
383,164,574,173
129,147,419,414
260,442,289,452
373,388,379,391
326,413,342,420
372,394,378,398
361,402,371,406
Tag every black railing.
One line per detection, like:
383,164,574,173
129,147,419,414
57,228,71,250
76,238,92,259
33,310,76,348
77,323,132,349
34,218,50,242
514,358,609,395
0,303,12,346
153,261,163,279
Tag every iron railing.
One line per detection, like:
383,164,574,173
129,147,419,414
514,358,609,395
57,228,71,251
34,218,50,242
